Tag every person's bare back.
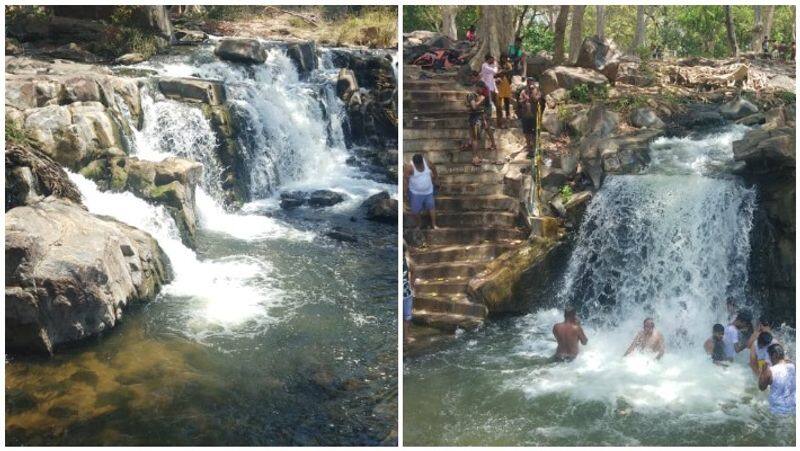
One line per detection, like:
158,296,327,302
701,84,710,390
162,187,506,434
552,307,588,362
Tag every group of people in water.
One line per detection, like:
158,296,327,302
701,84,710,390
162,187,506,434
551,302,795,415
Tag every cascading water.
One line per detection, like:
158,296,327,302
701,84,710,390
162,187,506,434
7,40,396,446
404,125,795,446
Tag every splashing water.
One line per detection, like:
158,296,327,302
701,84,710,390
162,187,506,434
68,172,282,333
404,126,795,446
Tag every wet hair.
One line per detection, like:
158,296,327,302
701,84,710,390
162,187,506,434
485,54,494,61
758,332,773,348
564,305,576,320
736,310,753,324
767,343,785,362
758,316,770,327
713,323,724,334
412,154,423,165
643,317,654,326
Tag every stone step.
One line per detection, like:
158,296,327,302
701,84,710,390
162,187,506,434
404,117,469,129
403,128,473,140
413,294,488,318
403,99,470,113
413,279,469,296
435,195,519,212
403,79,458,89
409,227,527,246
436,181,506,196
437,171,505,184
413,261,483,280
404,137,465,152
404,89,469,101
403,150,506,166
411,310,484,332
431,211,520,228
410,243,516,265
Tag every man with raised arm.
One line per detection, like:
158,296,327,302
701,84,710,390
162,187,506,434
624,318,665,360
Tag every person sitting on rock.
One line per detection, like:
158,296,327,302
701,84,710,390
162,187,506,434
704,323,731,365
624,318,665,360
404,153,438,230
759,343,796,415
552,305,588,362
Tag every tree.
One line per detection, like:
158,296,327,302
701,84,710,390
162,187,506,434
724,5,739,56
468,5,517,71
596,5,606,38
632,6,646,52
553,6,570,65
751,5,763,51
568,5,586,63
764,6,776,44
441,6,458,40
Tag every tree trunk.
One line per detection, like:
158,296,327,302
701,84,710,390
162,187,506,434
553,6,570,65
515,6,530,40
724,6,739,57
568,5,585,64
751,6,763,52
468,6,518,71
441,6,458,41
764,6,776,42
631,6,646,53
596,5,605,39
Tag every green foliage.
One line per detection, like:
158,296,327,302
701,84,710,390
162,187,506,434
557,105,571,121
204,6,255,21
569,84,609,104
5,117,33,147
403,5,441,33
93,26,159,59
560,184,574,203
775,91,796,104
455,7,479,39
521,22,554,55
335,8,397,48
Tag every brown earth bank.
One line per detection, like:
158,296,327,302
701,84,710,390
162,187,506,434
403,31,796,348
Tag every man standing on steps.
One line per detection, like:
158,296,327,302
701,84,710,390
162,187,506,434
404,153,438,230
552,306,589,362
479,54,499,129
463,81,497,165
517,78,546,157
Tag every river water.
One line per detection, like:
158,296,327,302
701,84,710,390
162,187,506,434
6,40,397,445
404,125,796,446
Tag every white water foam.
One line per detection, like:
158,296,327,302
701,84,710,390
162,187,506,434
69,172,283,329
506,126,793,418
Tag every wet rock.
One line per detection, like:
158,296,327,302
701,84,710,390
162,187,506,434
733,127,795,167
47,43,100,64
47,405,78,419
114,53,146,65
5,142,82,211
214,38,266,65
563,191,593,229
286,41,317,75
628,107,664,129
69,369,100,385
682,111,725,129
157,77,226,105
308,190,346,207
6,198,171,354
540,66,608,96
361,191,397,224
173,29,207,45
720,96,759,120
325,227,358,243
575,35,621,83
279,191,307,209
6,389,38,415
736,112,766,126
336,68,359,99
80,156,202,247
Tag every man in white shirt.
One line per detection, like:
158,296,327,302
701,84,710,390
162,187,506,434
723,311,753,360
479,55,498,127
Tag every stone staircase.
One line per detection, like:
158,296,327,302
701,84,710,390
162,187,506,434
403,65,530,331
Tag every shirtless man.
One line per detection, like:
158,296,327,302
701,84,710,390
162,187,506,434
624,318,665,360
552,306,588,362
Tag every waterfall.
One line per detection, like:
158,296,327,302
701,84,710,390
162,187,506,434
507,125,794,414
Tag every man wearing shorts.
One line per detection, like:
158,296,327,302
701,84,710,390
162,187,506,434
464,81,497,164
517,78,546,155
404,153,438,229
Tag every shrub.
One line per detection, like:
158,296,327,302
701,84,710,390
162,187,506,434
6,117,33,147
92,25,159,59
335,8,396,48
569,84,609,103
560,184,574,203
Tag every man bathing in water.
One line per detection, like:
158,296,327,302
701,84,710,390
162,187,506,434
552,306,588,362
624,318,665,360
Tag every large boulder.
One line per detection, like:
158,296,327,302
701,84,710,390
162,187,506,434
6,198,172,354
575,35,621,83
733,127,795,167
361,191,397,224
80,156,202,247
286,41,317,75
157,77,226,105
5,143,82,211
526,51,554,79
308,189,346,207
628,107,665,129
720,96,759,120
585,104,619,138
214,38,266,64
540,66,609,96
467,237,560,313
173,29,207,45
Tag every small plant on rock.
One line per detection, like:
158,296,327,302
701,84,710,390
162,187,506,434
560,184,574,203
